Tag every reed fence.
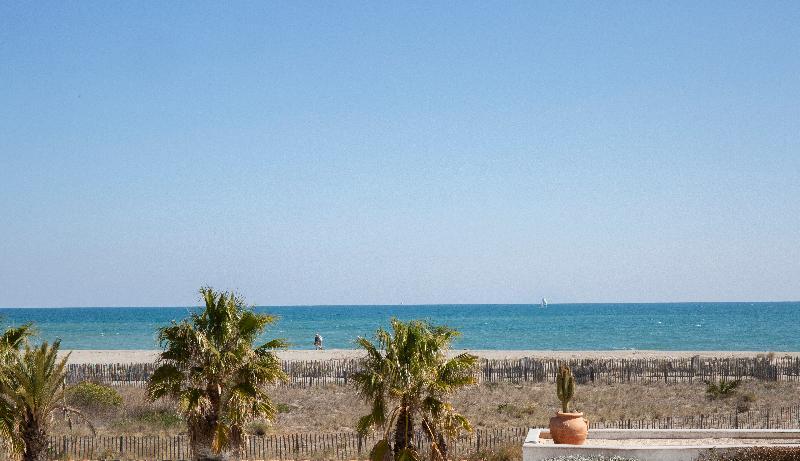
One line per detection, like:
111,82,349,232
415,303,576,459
65,356,800,387
3,405,799,460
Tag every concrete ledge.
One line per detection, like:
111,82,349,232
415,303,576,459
526,445,794,461
522,428,800,461
525,429,543,444
586,428,800,440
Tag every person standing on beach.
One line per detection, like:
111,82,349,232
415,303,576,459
314,332,323,350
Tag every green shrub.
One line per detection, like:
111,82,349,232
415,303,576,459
496,402,537,418
276,402,293,413
705,379,740,400
244,402,292,436
700,446,800,461
134,409,183,429
66,382,123,410
735,392,756,413
247,419,271,436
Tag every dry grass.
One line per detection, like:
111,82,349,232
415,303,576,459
53,386,182,436
269,384,369,433
454,380,796,428
466,442,522,461
52,380,800,436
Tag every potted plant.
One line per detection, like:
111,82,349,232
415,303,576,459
548,365,589,444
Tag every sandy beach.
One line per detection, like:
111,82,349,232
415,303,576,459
59,349,800,364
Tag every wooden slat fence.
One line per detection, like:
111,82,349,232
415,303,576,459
3,405,799,460
65,356,800,387
481,356,800,384
590,404,800,430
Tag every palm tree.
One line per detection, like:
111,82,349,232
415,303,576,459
353,319,478,461
0,323,33,364
147,287,288,461
0,322,33,452
0,340,90,461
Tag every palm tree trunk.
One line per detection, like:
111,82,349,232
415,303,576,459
190,416,229,461
190,384,232,461
393,399,414,457
21,419,49,461
421,418,447,461
229,425,244,459
435,432,447,461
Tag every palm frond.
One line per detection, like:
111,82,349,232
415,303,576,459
396,446,422,461
62,407,96,435
0,323,34,351
147,364,184,400
357,414,376,435
257,338,289,351
368,438,391,461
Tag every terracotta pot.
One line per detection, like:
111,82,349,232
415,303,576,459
549,411,589,444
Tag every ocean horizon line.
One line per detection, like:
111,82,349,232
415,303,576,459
2,300,799,309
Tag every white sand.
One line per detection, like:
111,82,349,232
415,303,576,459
59,349,800,365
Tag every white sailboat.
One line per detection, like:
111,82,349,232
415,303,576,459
540,297,548,308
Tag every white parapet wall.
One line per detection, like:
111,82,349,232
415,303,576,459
523,428,800,461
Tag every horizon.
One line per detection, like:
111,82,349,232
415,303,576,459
2,2,799,306
2,300,799,309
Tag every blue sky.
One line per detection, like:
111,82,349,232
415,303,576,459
1,2,798,306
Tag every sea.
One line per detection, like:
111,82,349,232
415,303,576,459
0,303,798,351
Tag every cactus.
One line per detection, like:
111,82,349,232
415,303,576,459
556,365,575,413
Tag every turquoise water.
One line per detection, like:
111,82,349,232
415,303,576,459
0,303,798,350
